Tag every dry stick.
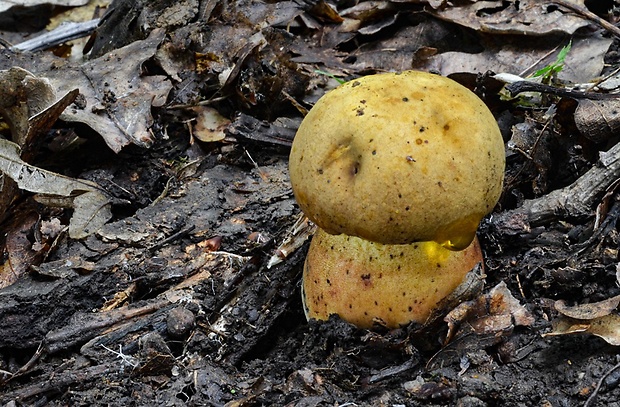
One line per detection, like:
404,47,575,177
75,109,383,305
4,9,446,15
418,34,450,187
11,19,100,52
45,298,170,354
0,364,111,404
583,360,620,407
551,0,620,38
505,81,620,100
494,140,620,232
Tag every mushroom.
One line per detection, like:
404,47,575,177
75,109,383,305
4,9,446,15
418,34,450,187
302,229,483,328
289,71,505,328
289,70,505,250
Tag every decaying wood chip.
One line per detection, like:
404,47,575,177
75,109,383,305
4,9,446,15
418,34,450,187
492,137,620,235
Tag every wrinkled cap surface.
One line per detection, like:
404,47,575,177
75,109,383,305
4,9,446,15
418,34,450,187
289,71,505,249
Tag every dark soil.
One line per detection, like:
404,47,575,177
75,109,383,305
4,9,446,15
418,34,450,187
1,1,620,406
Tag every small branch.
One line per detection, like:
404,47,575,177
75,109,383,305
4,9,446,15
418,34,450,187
0,364,111,404
551,0,620,38
11,19,100,52
493,140,620,233
583,360,620,407
505,81,620,100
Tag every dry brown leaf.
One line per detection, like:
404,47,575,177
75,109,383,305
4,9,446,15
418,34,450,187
444,281,535,344
191,107,231,143
555,295,620,320
0,67,78,225
0,210,40,289
545,314,620,346
0,139,112,239
267,213,317,269
0,67,78,148
418,35,612,84
430,1,590,36
543,295,620,346
44,28,172,152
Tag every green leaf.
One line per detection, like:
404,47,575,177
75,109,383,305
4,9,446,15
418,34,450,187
532,41,572,81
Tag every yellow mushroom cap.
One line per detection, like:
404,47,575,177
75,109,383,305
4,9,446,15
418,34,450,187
289,71,505,249
302,228,483,329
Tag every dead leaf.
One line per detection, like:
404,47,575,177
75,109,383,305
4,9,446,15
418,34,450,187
430,1,590,36
555,295,620,320
0,209,40,289
418,35,612,84
444,281,535,344
0,139,112,239
192,107,231,143
545,314,620,346
43,28,172,152
308,0,343,23
0,67,78,148
543,295,620,345
31,255,96,278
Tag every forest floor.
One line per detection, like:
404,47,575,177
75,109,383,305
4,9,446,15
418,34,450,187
1,0,620,406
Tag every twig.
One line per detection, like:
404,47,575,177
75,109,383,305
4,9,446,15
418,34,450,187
551,0,620,38
0,364,111,404
11,19,100,52
45,298,170,353
367,358,418,384
505,81,620,100
100,344,139,368
492,139,620,233
147,224,195,252
584,360,620,407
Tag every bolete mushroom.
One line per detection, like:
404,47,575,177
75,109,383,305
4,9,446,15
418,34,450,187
289,71,505,329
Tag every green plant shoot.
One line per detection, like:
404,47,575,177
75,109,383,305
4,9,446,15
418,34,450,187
532,41,572,83
315,70,345,84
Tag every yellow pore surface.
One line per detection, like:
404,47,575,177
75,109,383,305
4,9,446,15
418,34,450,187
302,228,483,329
289,71,505,249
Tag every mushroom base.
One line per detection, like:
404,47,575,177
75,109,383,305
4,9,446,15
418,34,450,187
302,228,483,329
